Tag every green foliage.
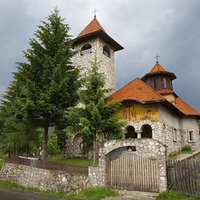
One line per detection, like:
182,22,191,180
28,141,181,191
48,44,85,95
66,57,125,166
54,129,66,151
70,187,119,200
181,145,193,153
47,133,61,156
157,190,200,200
0,8,80,160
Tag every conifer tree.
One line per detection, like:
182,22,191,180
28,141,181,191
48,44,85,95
66,57,125,166
0,8,80,160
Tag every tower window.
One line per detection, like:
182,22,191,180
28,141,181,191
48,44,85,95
154,79,157,88
103,45,110,58
80,44,92,56
163,78,167,88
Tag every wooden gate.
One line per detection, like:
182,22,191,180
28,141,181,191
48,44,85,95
106,153,159,192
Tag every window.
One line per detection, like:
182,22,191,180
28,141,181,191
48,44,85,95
103,45,110,58
154,79,157,88
163,78,167,88
173,128,177,142
80,44,92,56
127,146,136,152
142,124,152,138
188,131,194,142
125,126,137,138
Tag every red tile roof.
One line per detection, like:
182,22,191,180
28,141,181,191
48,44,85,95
109,77,200,117
109,78,165,103
142,62,176,80
175,97,200,116
77,17,106,38
75,17,123,51
158,89,175,95
150,61,167,73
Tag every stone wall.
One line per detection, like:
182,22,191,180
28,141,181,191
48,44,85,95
0,163,92,193
95,138,168,192
0,138,168,193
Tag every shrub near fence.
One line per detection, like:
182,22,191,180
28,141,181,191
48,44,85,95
167,153,200,198
5,157,88,175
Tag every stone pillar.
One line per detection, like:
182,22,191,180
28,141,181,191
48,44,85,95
137,131,142,139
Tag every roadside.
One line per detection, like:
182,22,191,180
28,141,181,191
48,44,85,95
102,190,157,200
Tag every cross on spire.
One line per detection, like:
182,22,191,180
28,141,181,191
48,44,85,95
93,8,98,18
154,54,160,63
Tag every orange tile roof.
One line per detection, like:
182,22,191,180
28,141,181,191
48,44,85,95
77,17,106,38
109,78,165,103
142,62,176,80
174,97,200,116
158,89,175,95
150,61,167,73
109,77,200,117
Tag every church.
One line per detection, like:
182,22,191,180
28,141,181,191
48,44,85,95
65,15,200,157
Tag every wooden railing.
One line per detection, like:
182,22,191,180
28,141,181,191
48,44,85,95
5,157,88,175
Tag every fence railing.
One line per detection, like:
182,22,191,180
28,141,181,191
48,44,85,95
5,157,88,175
167,153,200,198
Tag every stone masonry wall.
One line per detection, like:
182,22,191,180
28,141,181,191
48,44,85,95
0,163,92,193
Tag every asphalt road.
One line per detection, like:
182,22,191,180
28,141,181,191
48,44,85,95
0,187,81,200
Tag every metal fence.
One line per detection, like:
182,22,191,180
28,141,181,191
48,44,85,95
5,157,89,175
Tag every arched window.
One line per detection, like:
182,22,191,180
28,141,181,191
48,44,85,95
80,44,92,56
103,45,110,58
125,126,137,139
142,124,152,138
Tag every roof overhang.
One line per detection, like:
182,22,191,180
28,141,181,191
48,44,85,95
74,30,124,52
141,71,176,81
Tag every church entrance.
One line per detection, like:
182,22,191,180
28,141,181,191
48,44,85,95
106,151,159,192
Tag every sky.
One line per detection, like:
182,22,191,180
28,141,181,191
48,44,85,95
0,0,200,111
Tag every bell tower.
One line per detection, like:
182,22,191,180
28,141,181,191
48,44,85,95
73,16,123,91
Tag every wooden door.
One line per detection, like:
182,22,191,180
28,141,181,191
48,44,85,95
106,153,159,192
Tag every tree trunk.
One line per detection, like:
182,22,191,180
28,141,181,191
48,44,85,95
41,125,49,160
93,132,97,166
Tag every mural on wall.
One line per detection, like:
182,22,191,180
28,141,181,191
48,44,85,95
117,102,159,123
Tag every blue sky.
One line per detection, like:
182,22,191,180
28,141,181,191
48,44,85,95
1,0,200,111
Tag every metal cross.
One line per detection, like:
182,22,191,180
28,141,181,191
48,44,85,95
93,8,98,18
154,54,160,62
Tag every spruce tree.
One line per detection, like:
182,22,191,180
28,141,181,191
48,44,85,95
66,57,125,166
1,8,80,160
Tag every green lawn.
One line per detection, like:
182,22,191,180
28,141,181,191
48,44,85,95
48,157,95,166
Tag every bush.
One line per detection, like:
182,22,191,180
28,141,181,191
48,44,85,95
181,145,192,152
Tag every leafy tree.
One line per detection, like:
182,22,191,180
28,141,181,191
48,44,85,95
0,8,80,160
66,57,125,166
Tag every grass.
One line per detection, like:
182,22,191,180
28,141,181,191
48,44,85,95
156,190,200,200
168,145,194,160
0,179,118,200
0,158,3,170
48,157,95,166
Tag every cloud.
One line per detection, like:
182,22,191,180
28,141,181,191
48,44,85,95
0,0,200,112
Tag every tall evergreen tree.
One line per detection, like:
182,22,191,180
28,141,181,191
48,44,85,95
66,57,125,166
0,8,80,160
